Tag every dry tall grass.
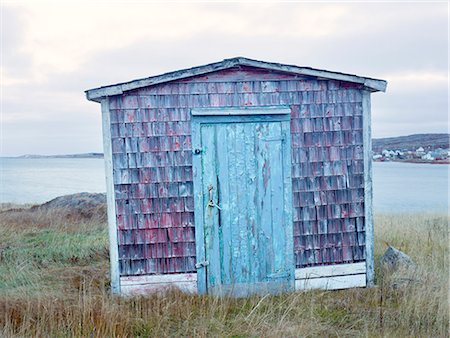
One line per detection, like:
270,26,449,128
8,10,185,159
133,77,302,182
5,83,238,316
0,206,448,337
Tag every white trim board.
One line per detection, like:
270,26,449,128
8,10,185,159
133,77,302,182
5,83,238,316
296,274,366,291
295,262,366,280
101,98,120,294
120,273,197,296
362,90,374,287
295,262,367,291
119,263,367,295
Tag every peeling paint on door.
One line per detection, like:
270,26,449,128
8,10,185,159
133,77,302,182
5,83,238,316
192,113,293,296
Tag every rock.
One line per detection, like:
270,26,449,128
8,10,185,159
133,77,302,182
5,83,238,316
32,192,107,220
380,246,416,272
36,193,106,210
379,246,419,289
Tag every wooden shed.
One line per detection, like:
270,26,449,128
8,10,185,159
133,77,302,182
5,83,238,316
85,57,387,296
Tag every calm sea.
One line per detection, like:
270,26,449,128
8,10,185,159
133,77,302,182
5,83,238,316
0,158,448,213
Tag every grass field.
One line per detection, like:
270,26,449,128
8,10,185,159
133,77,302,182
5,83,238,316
0,206,448,337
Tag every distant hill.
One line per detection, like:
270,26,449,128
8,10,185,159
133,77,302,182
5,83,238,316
372,134,449,152
10,153,104,159
4,134,449,158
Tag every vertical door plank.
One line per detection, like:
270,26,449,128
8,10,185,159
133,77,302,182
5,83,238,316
226,123,240,285
234,123,250,283
267,122,285,275
244,122,259,283
255,122,274,279
192,120,206,293
215,124,232,285
201,124,221,288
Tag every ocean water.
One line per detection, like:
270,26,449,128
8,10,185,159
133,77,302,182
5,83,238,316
372,161,448,213
0,158,106,204
0,158,448,213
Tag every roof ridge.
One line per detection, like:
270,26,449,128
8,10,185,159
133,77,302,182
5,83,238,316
86,57,387,102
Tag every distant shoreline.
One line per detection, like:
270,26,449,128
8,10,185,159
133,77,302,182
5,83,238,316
374,159,450,165
1,153,104,159
2,133,449,162
2,155,449,165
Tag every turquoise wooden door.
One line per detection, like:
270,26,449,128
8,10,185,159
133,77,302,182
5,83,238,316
192,113,294,296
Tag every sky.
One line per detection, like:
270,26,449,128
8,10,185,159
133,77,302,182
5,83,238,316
1,1,448,156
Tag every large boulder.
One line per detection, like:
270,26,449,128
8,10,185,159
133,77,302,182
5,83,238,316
32,192,107,220
380,246,416,272
380,246,418,289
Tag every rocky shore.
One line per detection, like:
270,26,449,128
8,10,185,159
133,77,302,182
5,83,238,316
1,192,107,221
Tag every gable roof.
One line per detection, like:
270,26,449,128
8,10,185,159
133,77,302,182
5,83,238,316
85,57,387,102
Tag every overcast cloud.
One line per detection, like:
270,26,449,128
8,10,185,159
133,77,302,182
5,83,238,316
1,1,448,156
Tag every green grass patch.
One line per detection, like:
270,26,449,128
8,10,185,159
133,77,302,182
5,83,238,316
0,215,108,297
0,210,447,337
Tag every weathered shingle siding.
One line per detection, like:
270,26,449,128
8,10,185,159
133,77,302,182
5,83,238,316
108,66,366,276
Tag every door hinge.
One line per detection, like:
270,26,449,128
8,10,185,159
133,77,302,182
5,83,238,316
195,260,209,269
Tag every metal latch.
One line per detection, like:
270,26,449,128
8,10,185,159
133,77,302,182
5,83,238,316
195,260,209,269
207,185,222,210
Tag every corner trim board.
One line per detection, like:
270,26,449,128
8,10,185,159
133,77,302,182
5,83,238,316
101,98,121,294
362,90,374,287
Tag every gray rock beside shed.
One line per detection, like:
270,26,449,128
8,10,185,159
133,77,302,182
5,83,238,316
380,246,416,272
33,192,106,220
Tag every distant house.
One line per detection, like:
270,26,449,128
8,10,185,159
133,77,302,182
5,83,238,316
422,153,434,160
431,148,448,160
85,57,387,296
416,147,425,156
382,149,396,158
